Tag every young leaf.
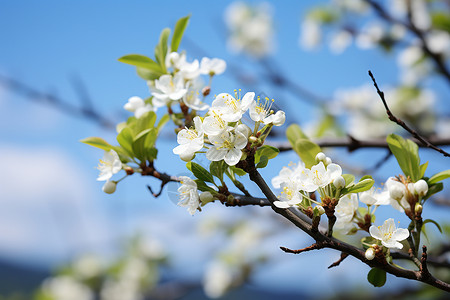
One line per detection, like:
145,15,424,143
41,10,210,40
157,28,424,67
255,145,280,164
286,124,309,148
80,137,113,151
155,28,170,72
188,162,215,183
419,161,428,179
367,268,386,287
423,219,443,234
210,161,226,182
117,127,134,156
428,170,450,185
118,54,164,74
344,178,374,194
171,15,190,52
136,67,162,81
342,174,355,187
256,156,269,169
229,165,246,176
135,111,157,135
386,134,420,181
194,180,216,193
423,182,443,201
156,114,170,134
294,139,322,168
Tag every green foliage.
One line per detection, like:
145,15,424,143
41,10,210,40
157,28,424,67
342,176,375,194
431,12,450,33
195,179,216,193
118,54,164,74
286,124,322,168
308,7,339,24
428,169,450,184
210,161,226,182
186,162,215,184
423,182,443,201
154,28,170,73
386,134,421,182
342,174,355,187
367,268,387,287
254,145,279,168
229,165,247,176
256,156,269,169
171,15,190,52
80,137,113,152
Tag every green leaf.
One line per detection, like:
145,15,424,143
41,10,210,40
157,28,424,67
229,165,246,176
254,145,279,164
256,156,269,169
210,161,226,182
80,137,113,151
144,128,158,149
155,28,170,72
187,162,214,183
286,124,309,147
294,139,322,168
367,268,386,287
342,174,355,187
171,15,190,52
132,128,152,161
118,54,164,74
194,180,216,193
117,127,134,156
428,170,450,184
386,134,420,181
136,67,162,80
431,12,450,33
361,236,377,249
146,147,158,161
344,178,374,194
135,111,157,135
423,219,443,234
419,161,428,179
423,182,443,201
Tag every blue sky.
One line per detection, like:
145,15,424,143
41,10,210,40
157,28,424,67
0,0,449,296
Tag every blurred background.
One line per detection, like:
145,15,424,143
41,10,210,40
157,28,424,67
0,0,449,299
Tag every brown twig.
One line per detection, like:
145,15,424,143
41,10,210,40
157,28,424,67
369,70,450,158
328,252,350,269
280,242,324,254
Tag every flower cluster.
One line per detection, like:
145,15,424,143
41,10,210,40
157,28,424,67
271,153,342,209
124,51,226,118
173,91,285,165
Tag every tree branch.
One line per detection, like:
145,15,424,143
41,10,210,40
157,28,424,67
369,70,450,158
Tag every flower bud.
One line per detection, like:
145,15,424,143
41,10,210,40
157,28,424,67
414,179,428,197
365,247,375,260
200,192,214,204
324,157,332,166
271,111,286,126
314,205,325,215
415,203,423,215
389,184,404,201
333,176,346,189
180,152,195,162
102,180,117,194
249,136,258,143
315,152,326,163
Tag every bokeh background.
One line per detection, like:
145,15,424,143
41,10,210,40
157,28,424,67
0,0,449,299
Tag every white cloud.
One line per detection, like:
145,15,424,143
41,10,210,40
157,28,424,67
0,144,114,266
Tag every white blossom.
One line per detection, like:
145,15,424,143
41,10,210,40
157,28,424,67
177,176,200,215
273,181,303,208
369,218,409,249
42,276,93,300
173,117,204,161
200,57,227,76
300,19,322,50
414,179,428,197
210,92,254,122
206,125,248,166
97,150,122,181
299,162,342,192
179,58,201,80
271,162,305,189
152,74,187,107
123,96,155,118
334,194,359,234
249,96,285,126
